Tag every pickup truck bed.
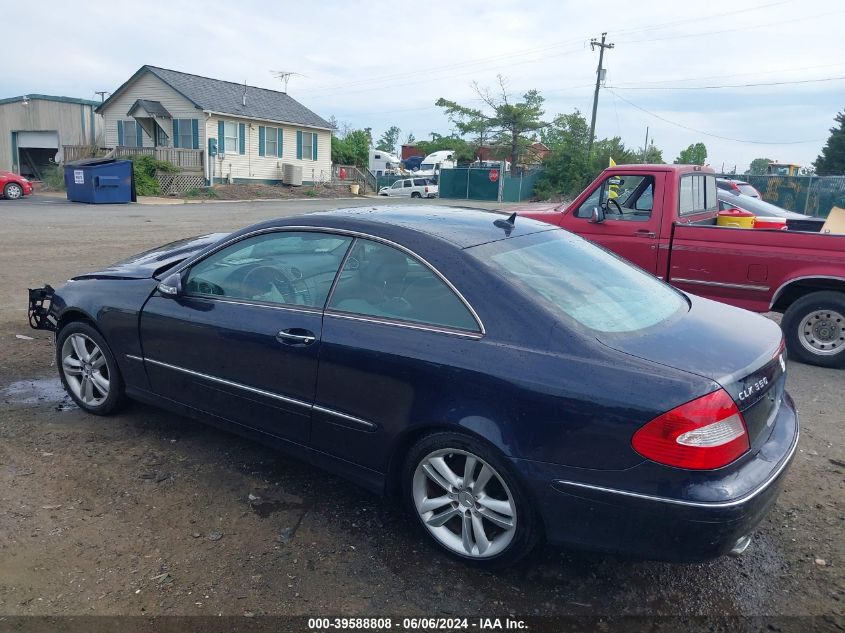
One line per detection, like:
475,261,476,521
518,164,845,368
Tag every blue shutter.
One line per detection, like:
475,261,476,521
258,126,265,156
312,133,318,160
296,130,302,159
191,119,199,149
117,120,124,145
218,120,225,153
239,123,245,155
136,122,143,147
172,119,179,148
277,128,283,158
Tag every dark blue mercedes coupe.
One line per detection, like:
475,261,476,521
28,207,798,567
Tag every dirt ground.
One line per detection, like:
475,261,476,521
0,195,842,622
184,183,359,201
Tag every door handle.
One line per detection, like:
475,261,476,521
635,230,656,238
276,328,316,346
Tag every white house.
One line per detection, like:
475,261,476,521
96,65,332,185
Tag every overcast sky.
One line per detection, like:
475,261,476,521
7,0,843,171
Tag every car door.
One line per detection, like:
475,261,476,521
401,179,413,197
560,172,664,274
311,237,484,471
387,181,403,197
139,230,353,444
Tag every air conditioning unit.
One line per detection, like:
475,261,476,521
282,163,303,186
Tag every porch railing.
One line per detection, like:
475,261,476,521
113,146,204,171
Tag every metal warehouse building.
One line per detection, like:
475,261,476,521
0,94,102,179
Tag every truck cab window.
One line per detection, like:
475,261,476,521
575,175,655,221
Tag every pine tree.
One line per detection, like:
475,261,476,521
813,111,845,175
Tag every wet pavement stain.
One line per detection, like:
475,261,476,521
0,376,77,411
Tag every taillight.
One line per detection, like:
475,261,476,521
425,186,429,193
632,389,749,470
731,182,741,193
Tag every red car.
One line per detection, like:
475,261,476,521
0,171,34,200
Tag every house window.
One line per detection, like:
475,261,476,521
177,119,194,149
266,126,278,157
301,131,313,161
224,121,238,155
123,120,139,147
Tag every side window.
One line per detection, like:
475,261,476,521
575,175,655,220
185,231,352,308
327,239,479,332
679,174,717,215
390,181,402,189
413,179,427,186
403,180,412,188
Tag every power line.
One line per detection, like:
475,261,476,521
609,62,845,88
607,89,824,145
611,0,793,36
608,75,845,90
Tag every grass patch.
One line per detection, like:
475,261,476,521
303,188,319,197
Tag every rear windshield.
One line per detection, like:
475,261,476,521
738,184,759,196
467,230,686,333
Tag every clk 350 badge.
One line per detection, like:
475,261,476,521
738,377,769,402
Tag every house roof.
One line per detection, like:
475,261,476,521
0,94,100,107
97,65,332,130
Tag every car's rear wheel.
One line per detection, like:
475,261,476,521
403,432,540,567
782,291,845,368
4,183,23,200
411,192,422,198
56,322,125,414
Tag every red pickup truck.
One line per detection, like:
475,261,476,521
518,164,845,368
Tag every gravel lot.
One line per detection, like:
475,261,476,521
0,195,842,621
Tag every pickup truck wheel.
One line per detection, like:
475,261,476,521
782,291,845,368
411,192,422,198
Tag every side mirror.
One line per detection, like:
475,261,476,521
158,272,182,297
589,206,606,224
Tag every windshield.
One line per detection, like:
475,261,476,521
467,230,686,333
420,163,434,170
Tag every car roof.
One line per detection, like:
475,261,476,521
235,206,556,249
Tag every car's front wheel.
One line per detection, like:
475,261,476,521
4,183,24,200
56,322,125,414
782,291,845,368
403,432,540,567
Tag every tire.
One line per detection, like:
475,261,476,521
411,192,422,199
782,291,845,369
56,322,126,414
402,431,541,568
4,183,23,200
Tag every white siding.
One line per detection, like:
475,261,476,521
99,71,204,149
205,115,332,184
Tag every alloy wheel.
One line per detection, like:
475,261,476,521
61,333,110,406
798,309,844,356
412,448,516,558
5,184,23,200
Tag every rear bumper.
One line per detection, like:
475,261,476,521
515,392,799,562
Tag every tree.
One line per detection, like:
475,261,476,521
404,132,416,145
376,126,401,155
331,129,369,167
747,157,773,175
674,142,707,165
637,141,664,164
534,110,592,199
813,111,845,175
437,76,545,166
590,136,637,174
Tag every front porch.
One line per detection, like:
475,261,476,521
62,145,204,173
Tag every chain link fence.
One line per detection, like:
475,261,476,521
718,174,845,217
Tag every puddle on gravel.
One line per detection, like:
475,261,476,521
0,377,77,411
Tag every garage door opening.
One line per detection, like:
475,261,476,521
16,131,59,180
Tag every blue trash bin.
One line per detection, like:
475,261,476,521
64,158,136,204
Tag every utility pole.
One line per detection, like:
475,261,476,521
588,32,614,154
641,126,649,163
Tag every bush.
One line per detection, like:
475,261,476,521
303,188,318,197
42,165,66,190
185,187,219,199
126,155,179,196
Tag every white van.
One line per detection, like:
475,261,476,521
368,149,403,176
